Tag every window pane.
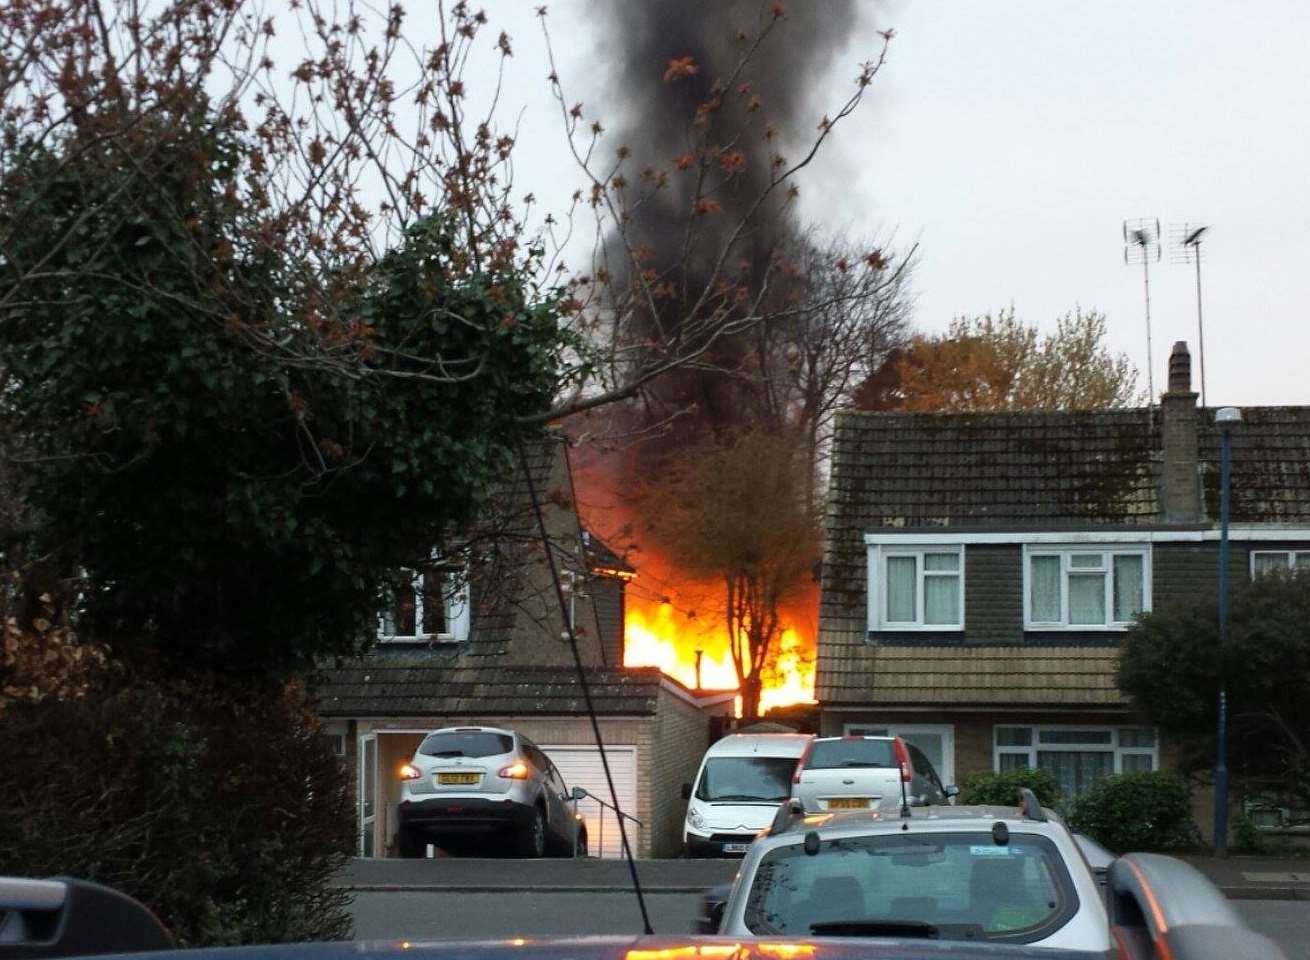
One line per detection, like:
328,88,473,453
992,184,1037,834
1068,574,1105,624
1039,729,1113,745
925,574,960,625
886,556,916,622
1037,750,1114,798
808,739,896,769
996,727,1033,747
1121,753,1154,773
1030,556,1061,622
998,753,1030,772
924,552,959,572
1118,727,1156,748
1069,554,1103,569
1254,553,1290,576
392,579,417,635
1294,552,1310,568
1113,555,1145,622
419,570,448,636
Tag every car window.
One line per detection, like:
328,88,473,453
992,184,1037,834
808,738,896,769
744,831,1078,944
549,766,567,794
907,744,940,783
695,757,795,802
418,731,512,758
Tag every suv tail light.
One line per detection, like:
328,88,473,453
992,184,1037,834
499,761,530,780
793,739,815,784
399,763,422,781
893,737,912,783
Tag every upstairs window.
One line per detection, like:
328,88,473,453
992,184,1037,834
1023,546,1149,630
1251,550,1310,578
379,564,470,643
870,545,964,630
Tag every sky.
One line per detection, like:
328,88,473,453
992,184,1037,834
479,0,1309,408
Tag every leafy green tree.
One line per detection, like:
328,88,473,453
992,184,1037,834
1118,570,1310,821
1,122,566,678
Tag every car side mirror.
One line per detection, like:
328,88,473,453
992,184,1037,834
681,781,693,801
695,884,731,934
570,786,587,801
944,785,960,798
0,877,174,958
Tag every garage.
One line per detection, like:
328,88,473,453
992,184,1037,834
542,745,638,859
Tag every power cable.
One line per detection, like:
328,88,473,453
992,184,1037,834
516,440,654,934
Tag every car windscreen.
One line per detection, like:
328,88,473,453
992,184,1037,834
807,738,896,769
695,756,796,803
418,732,513,758
743,831,1078,944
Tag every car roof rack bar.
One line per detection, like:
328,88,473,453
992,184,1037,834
1019,787,1048,822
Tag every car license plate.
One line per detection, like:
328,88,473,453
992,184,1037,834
722,842,751,853
437,773,481,785
828,797,871,809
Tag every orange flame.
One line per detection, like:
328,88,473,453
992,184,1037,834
621,584,816,715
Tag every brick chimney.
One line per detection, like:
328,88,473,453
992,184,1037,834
1160,341,1201,522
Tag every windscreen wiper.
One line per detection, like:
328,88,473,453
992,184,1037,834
809,920,941,938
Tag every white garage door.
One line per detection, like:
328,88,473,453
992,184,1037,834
542,745,638,859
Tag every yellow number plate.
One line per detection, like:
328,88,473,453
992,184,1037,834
438,773,481,785
827,797,871,809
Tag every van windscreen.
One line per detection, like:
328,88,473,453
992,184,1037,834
695,757,795,802
807,739,896,769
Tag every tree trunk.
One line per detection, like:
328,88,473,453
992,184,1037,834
740,672,763,723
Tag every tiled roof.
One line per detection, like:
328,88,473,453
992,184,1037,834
1199,407,1310,524
818,643,1128,706
314,662,664,717
826,409,1161,529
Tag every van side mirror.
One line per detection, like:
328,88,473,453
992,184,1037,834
571,786,587,801
681,782,693,801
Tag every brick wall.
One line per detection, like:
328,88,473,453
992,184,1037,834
647,686,711,856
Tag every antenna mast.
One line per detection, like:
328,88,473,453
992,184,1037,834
1123,218,1162,413
1171,223,1210,407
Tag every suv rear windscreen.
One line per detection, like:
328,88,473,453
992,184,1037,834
419,732,513,758
744,831,1078,944
807,738,895,769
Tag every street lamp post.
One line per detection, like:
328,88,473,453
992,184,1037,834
1213,406,1241,857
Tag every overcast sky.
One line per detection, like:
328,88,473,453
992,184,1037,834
484,0,1309,408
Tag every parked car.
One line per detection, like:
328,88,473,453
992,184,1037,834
396,726,586,858
681,732,812,857
792,735,957,813
709,790,1114,951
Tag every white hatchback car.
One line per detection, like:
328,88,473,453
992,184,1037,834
714,794,1111,953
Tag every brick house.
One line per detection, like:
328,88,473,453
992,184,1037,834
816,342,1310,815
316,436,709,858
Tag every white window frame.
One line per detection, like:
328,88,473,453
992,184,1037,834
993,724,1159,775
377,563,471,644
866,544,965,632
844,722,956,786
1022,544,1151,631
1250,549,1310,578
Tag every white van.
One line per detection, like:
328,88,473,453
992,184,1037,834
680,733,812,857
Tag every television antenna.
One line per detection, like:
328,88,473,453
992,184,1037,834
1123,218,1161,410
1170,223,1210,407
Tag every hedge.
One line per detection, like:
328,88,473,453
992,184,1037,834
0,673,354,945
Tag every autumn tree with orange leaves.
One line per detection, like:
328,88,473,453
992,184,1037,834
855,308,1141,413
